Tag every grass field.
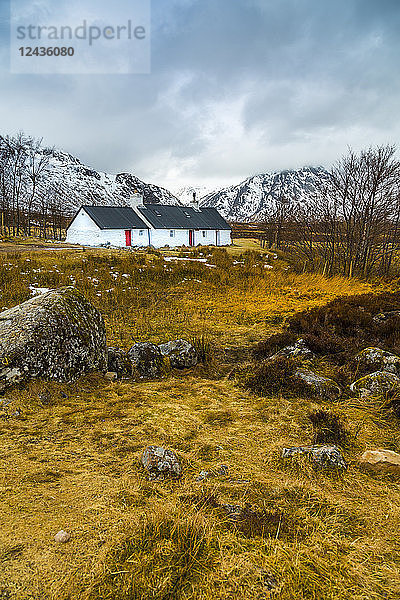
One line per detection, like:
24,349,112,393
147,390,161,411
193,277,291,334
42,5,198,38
1,240,399,600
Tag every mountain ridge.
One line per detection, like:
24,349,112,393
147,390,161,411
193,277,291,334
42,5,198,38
197,166,330,222
2,135,330,221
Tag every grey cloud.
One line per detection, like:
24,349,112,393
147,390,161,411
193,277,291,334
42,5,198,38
0,0,399,189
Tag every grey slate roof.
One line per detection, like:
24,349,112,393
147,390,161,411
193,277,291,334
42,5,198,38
137,205,232,230
82,206,148,230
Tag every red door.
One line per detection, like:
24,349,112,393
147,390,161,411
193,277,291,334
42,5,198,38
189,230,194,246
125,230,132,246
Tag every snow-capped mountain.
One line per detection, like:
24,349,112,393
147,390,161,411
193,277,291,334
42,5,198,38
200,167,330,221
3,134,331,221
9,145,179,212
173,185,216,206
43,149,179,210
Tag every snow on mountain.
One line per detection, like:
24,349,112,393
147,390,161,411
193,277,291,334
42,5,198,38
8,137,330,222
173,185,216,206
35,147,180,212
200,166,330,222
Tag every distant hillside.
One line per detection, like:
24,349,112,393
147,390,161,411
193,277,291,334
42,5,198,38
0,138,179,214
173,185,217,206
200,167,330,221
42,149,180,211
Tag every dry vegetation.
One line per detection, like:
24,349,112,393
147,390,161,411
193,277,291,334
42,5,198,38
1,240,400,600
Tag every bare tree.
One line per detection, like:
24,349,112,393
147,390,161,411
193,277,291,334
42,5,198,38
25,138,51,236
293,145,400,277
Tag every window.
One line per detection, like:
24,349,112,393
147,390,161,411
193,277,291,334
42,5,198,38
170,230,175,237
139,230,144,236
202,231,206,237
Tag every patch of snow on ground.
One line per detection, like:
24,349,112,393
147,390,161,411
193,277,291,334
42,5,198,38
29,286,51,296
163,257,208,263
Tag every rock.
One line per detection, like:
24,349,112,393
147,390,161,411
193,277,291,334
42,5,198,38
271,338,314,360
127,342,164,378
373,311,400,323
259,571,280,592
54,530,71,543
107,347,131,378
282,445,347,469
159,339,198,369
349,371,400,396
359,449,400,475
354,347,400,376
221,503,249,521
195,464,228,482
295,368,341,401
0,397,20,419
105,371,117,382
0,287,106,392
141,446,182,480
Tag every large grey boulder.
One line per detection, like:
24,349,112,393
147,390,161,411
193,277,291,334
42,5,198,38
354,347,400,376
159,339,198,369
128,342,163,378
282,445,347,470
0,287,106,392
295,368,341,401
349,371,400,396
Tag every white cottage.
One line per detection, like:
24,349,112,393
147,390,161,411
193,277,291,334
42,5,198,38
66,195,232,248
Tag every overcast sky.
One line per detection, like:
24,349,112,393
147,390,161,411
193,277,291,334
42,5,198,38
0,0,399,190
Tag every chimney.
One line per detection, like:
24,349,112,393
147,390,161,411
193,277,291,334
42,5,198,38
191,191,200,211
128,191,144,209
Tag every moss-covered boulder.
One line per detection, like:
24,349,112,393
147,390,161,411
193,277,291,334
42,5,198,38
349,371,400,396
128,342,164,378
271,338,314,361
0,287,107,392
282,445,347,470
354,347,400,376
295,368,341,401
159,339,198,369
107,347,132,379
141,446,182,480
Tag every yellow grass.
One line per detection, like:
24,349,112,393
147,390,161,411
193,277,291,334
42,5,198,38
0,241,397,600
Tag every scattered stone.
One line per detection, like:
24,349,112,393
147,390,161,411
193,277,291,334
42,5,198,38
159,339,198,369
359,449,400,475
195,464,228,481
349,371,400,396
0,398,20,419
282,445,347,470
271,338,314,360
107,347,131,378
295,368,341,401
373,311,400,323
221,503,248,521
141,446,182,480
259,570,280,593
0,287,107,392
54,530,71,543
105,371,117,382
228,479,250,484
128,342,164,378
354,347,400,376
